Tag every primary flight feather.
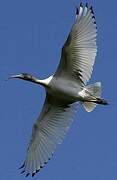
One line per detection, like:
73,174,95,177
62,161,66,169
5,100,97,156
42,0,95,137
9,3,108,177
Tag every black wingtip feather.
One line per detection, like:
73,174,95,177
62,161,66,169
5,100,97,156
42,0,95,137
23,155,53,177
90,5,96,24
20,170,25,174
86,2,88,8
32,172,36,177
80,2,83,7
19,162,25,169
90,6,94,14
25,173,30,177
36,169,40,173
76,7,79,15
90,5,93,11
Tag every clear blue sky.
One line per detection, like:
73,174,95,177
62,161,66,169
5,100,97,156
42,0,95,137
0,0,116,179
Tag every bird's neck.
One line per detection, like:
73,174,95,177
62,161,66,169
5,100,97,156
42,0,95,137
33,75,53,87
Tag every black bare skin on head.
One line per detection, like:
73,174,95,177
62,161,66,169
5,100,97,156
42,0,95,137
21,73,34,80
14,73,36,83
9,73,36,82
9,73,39,85
19,73,37,83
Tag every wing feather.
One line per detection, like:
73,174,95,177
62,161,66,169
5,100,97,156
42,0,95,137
55,4,97,86
20,94,78,176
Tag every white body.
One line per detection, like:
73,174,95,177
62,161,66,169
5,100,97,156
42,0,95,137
11,4,107,177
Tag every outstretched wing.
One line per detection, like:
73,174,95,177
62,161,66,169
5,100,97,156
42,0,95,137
55,3,97,86
20,94,78,177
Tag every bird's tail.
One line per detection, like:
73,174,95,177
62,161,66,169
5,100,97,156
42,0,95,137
82,82,108,112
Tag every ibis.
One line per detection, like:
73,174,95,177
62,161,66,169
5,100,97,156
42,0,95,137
9,3,108,177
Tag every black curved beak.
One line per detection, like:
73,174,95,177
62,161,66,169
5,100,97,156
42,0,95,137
8,73,38,84
8,74,23,80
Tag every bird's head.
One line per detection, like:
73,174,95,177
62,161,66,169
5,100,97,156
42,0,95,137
8,73,36,83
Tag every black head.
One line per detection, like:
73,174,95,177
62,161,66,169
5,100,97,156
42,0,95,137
9,73,36,82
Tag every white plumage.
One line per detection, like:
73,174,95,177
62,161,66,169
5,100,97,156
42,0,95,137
9,3,108,177
55,4,97,85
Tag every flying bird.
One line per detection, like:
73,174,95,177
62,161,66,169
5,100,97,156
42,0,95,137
9,3,108,177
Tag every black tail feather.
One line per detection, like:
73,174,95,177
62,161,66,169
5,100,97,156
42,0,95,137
96,98,108,105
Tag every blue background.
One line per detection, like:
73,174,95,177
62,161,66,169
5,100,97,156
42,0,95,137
0,0,116,179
